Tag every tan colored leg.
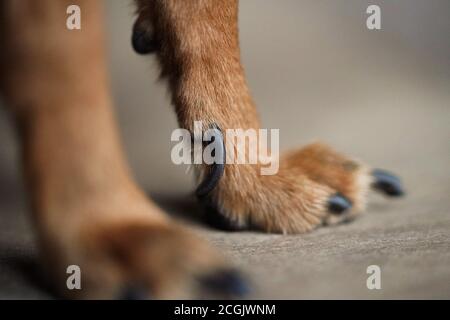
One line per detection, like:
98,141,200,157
134,0,403,233
0,0,243,299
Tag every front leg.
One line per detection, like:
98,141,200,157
134,0,404,233
0,0,246,299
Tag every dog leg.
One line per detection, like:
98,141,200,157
134,0,404,233
0,0,246,299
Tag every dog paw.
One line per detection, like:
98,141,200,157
199,141,404,233
282,142,404,225
43,216,247,299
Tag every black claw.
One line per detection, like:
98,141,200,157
132,21,158,55
132,30,158,55
200,269,250,297
201,200,246,231
328,193,352,214
195,125,226,198
372,169,405,197
118,285,148,300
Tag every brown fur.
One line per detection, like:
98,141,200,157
134,0,372,232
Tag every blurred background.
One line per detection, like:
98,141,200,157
0,0,449,298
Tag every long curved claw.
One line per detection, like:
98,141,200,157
372,169,405,197
195,125,226,198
